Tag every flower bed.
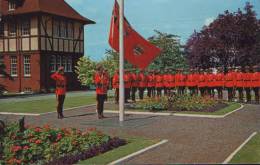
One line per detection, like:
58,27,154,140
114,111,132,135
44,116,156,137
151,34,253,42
0,122,126,165
132,94,227,112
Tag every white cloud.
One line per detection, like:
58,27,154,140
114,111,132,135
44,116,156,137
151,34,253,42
204,17,214,26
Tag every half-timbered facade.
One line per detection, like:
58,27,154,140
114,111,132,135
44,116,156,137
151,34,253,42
0,0,95,92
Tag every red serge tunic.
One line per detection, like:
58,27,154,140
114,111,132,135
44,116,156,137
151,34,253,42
155,74,163,88
124,73,132,89
207,74,214,87
138,73,147,88
94,73,109,95
198,74,206,88
215,73,224,87
225,72,236,88
163,74,169,88
131,73,139,88
251,72,260,88
51,73,67,95
112,73,119,89
236,72,244,88
170,74,175,88
187,74,198,87
147,74,155,88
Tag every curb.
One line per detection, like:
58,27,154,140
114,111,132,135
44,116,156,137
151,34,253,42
108,139,168,165
105,104,244,119
0,112,40,116
222,132,257,164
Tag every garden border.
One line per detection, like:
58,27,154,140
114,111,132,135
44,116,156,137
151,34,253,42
105,103,244,119
222,131,257,164
108,139,168,165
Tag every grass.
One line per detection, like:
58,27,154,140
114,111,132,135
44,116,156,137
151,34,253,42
175,102,242,116
0,95,96,114
230,133,260,163
78,137,158,165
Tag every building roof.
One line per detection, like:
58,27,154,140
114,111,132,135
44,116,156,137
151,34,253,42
2,0,95,24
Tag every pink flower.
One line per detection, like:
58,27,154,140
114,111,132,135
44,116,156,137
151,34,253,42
11,145,22,152
35,140,42,144
23,146,30,150
56,133,63,141
34,127,42,132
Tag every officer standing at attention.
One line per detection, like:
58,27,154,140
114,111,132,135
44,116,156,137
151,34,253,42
51,67,67,119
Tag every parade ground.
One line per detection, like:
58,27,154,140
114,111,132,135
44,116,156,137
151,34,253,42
1,92,259,164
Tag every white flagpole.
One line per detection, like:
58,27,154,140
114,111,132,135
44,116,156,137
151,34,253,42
119,0,125,122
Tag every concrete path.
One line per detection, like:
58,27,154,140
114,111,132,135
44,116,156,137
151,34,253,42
0,104,259,164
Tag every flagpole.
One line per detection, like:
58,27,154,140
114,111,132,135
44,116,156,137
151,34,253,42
119,0,125,122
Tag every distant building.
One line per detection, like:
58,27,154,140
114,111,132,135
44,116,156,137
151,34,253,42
0,0,95,93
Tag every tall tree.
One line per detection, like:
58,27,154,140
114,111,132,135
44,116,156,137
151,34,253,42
75,56,97,86
148,30,188,71
185,2,260,70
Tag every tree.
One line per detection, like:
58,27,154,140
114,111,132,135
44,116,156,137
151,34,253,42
185,2,260,70
148,30,188,71
75,56,97,86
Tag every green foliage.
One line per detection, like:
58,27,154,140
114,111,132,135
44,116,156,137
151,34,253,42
1,124,110,164
75,56,97,86
133,94,218,111
148,30,188,72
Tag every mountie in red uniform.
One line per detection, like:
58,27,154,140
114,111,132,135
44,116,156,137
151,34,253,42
138,71,147,100
130,72,138,102
112,72,119,103
51,72,67,95
51,70,67,119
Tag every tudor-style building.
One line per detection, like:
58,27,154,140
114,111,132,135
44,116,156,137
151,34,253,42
0,0,95,93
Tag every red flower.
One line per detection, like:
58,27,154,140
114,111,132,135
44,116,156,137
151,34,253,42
34,127,42,132
43,124,50,130
23,146,30,150
11,145,22,152
56,133,63,141
35,140,42,144
28,138,35,143
87,127,97,132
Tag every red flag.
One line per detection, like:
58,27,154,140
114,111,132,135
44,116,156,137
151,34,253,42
109,1,161,69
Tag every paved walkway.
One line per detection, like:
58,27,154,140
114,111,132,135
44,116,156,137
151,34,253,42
0,104,259,164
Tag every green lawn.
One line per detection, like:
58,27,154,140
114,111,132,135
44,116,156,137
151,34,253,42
175,103,242,116
78,137,158,165
0,96,96,114
230,133,260,163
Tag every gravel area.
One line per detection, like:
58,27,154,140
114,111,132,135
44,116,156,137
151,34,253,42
0,103,259,164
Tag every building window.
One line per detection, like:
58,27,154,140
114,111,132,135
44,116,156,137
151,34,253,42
53,20,60,37
50,55,56,72
24,56,31,77
0,22,4,36
50,55,72,73
10,56,17,77
8,1,16,11
67,56,72,72
9,23,16,36
21,20,30,36
57,55,62,69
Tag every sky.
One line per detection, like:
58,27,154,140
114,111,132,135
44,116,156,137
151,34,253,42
65,0,260,61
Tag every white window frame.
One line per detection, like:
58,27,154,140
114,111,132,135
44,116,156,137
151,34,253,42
8,1,16,11
62,56,67,72
23,55,31,77
67,56,72,72
9,23,16,37
10,56,17,77
57,55,62,69
21,20,30,36
50,55,56,72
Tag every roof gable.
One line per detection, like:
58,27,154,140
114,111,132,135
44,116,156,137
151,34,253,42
2,0,95,24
